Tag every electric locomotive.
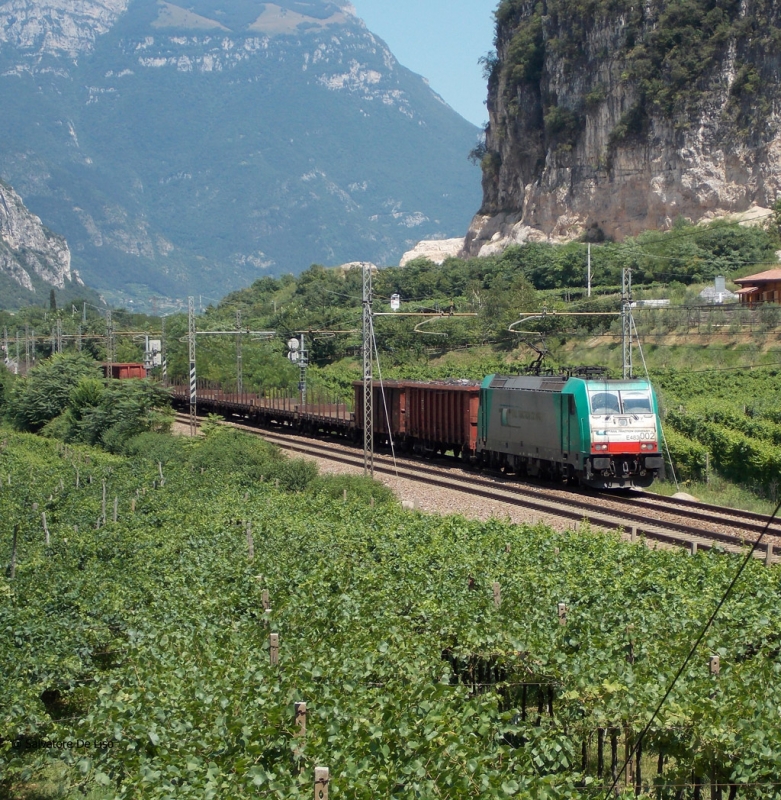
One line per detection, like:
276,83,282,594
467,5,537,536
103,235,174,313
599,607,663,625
477,374,664,489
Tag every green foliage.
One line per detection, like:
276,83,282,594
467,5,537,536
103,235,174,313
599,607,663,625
503,5,545,88
543,105,581,147
3,353,172,452
4,430,781,797
5,354,101,431
656,368,781,496
493,0,776,150
307,474,396,505
0,367,12,412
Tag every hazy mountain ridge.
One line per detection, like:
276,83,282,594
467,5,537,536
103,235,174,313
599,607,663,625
0,0,481,309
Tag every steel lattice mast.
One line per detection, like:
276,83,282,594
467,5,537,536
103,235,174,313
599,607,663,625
622,268,633,379
362,263,373,477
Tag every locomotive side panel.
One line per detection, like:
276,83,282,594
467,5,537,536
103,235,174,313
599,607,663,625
480,385,564,465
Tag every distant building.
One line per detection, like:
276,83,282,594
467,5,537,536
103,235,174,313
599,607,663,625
733,270,781,306
632,298,671,308
699,276,737,305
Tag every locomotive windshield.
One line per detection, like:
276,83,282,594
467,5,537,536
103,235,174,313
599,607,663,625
589,391,621,414
589,390,653,415
621,391,652,413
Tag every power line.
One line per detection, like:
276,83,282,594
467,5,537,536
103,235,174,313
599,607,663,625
602,496,781,799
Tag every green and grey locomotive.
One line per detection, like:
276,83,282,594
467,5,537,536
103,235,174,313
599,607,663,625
477,375,664,489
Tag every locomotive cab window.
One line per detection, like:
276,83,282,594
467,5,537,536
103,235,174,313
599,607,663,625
589,391,621,415
621,392,652,414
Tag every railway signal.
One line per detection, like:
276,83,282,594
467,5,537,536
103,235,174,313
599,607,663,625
287,335,308,406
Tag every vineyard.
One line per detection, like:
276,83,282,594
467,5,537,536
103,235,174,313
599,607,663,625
654,369,781,497
2,426,781,799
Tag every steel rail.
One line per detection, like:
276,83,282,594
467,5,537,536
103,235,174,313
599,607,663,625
174,412,774,559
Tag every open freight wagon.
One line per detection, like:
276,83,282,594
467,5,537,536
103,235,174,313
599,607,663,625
353,380,480,459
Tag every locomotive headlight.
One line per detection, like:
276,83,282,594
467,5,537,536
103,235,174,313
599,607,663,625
641,443,656,451
593,444,609,451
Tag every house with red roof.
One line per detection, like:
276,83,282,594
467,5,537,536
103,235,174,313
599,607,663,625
732,269,781,307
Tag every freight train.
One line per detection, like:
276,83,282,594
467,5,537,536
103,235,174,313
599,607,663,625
170,374,664,490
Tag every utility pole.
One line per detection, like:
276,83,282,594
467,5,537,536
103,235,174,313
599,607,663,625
587,243,592,298
188,296,197,435
362,263,374,477
622,268,633,379
24,325,30,372
82,301,87,324
2,327,8,369
15,330,20,374
236,309,243,395
299,332,307,407
50,326,56,356
77,325,82,352
56,318,62,354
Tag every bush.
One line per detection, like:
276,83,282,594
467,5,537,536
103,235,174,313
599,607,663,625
272,458,318,492
307,474,396,505
5,353,100,431
188,428,282,482
123,431,191,464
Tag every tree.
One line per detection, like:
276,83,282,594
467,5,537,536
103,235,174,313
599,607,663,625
5,353,100,431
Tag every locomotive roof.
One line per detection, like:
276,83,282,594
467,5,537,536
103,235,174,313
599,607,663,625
483,375,653,392
485,375,568,392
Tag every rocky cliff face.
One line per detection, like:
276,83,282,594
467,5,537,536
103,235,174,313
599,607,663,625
0,178,80,293
465,0,781,256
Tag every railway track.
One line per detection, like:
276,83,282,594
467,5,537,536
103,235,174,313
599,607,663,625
175,412,779,562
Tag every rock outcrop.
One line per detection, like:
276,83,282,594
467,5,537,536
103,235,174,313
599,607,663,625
466,0,781,256
400,238,465,266
0,179,79,293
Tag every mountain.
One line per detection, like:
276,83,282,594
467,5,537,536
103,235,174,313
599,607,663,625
465,0,781,256
0,177,99,309
0,0,482,309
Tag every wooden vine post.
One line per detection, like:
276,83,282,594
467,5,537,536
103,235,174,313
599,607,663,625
269,633,279,666
262,589,270,611
492,582,502,608
597,727,605,778
246,521,254,561
42,512,50,546
314,767,329,800
113,497,118,523
709,655,720,675
295,701,307,737
9,523,18,579
558,603,567,625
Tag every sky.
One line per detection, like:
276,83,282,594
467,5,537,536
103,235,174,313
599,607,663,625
351,0,498,128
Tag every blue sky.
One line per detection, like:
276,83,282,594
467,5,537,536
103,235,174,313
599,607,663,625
351,0,498,128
